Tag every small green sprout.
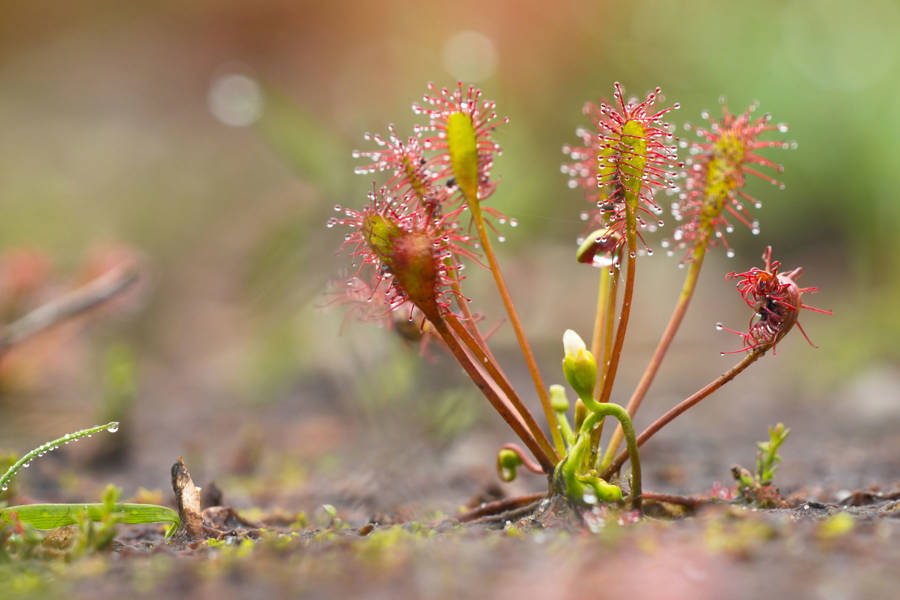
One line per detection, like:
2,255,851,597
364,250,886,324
756,422,790,486
732,423,791,506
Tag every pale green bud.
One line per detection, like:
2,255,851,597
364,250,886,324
497,449,522,482
561,329,597,402
549,384,570,413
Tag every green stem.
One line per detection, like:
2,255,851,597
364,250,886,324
556,412,575,448
556,403,641,510
589,254,622,462
598,259,621,395
602,345,767,479
467,198,564,456
589,266,611,360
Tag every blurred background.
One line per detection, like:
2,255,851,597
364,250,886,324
1,0,898,516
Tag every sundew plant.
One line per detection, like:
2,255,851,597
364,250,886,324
329,81,829,512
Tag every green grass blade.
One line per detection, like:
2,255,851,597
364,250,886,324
1,503,180,536
0,422,120,492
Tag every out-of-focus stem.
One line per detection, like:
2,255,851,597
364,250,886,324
467,198,564,456
0,266,138,359
590,266,611,360
587,265,611,462
601,236,709,468
598,260,621,395
602,345,766,479
430,315,556,472
588,256,622,464
445,313,558,461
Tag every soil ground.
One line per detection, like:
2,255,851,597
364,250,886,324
2,330,899,599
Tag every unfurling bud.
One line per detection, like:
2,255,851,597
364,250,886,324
549,384,570,413
562,329,597,402
574,398,587,431
585,476,624,503
497,448,522,482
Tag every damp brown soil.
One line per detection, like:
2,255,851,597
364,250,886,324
2,317,899,599
4,398,900,600
15,487,897,600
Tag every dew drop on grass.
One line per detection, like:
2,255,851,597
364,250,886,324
107,423,120,433
715,323,724,330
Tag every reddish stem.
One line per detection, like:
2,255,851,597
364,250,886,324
602,346,766,479
445,314,558,461
468,201,564,455
602,240,708,468
430,315,556,472
457,492,546,523
596,250,636,407
500,443,545,475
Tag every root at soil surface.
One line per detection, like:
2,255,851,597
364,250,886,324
456,493,614,530
455,490,740,528
456,493,547,525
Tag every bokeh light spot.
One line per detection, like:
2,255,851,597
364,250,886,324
208,73,264,127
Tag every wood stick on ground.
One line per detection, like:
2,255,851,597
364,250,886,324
171,457,205,540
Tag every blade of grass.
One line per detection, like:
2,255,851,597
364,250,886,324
1,422,120,493
1,503,180,537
